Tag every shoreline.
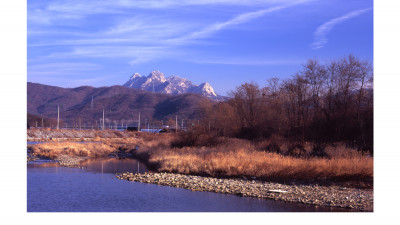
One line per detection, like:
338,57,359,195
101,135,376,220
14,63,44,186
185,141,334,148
27,154,88,167
116,172,373,212
27,137,129,142
27,149,373,212
26,130,373,211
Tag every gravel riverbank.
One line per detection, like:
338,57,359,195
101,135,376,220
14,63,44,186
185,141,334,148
116,172,373,211
55,155,87,167
27,129,139,142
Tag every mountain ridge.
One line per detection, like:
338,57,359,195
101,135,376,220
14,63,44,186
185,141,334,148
123,70,225,100
27,82,212,125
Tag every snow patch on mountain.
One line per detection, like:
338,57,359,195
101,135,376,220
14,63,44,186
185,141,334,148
189,82,217,98
123,70,224,100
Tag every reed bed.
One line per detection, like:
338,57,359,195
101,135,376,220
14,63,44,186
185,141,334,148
28,142,118,159
138,137,373,183
26,131,373,184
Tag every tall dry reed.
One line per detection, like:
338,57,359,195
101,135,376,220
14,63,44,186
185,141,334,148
28,142,117,159
138,136,373,183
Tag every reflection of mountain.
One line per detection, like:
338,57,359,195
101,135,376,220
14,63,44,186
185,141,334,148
27,82,211,124
123,70,225,100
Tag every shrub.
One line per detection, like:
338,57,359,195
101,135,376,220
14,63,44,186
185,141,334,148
265,143,281,154
310,144,328,158
170,132,218,148
286,143,308,158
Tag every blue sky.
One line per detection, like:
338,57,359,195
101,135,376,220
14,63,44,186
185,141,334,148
27,0,373,95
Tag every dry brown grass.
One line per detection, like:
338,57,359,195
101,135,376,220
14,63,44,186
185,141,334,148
27,129,140,139
28,142,118,159
27,132,373,184
137,136,373,183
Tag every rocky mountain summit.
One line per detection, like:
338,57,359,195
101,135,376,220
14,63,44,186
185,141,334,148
123,70,224,100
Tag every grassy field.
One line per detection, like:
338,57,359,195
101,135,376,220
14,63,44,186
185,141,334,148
27,131,156,159
28,142,118,158
136,135,373,186
27,130,373,186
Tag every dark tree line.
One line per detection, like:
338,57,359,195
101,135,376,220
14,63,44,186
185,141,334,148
194,55,373,153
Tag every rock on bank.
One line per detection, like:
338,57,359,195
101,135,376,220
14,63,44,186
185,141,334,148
116,172,373,212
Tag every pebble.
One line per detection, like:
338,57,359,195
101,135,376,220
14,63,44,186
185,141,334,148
116,172,373,212
55,154,88,167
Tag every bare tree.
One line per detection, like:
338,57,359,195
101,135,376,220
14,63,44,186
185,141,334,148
321,60,339,122
302,59,327,120
206,102,240,137
229,82,267,131
281,74,311,140
267,77,280,101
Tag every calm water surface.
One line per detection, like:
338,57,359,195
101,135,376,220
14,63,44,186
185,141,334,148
27,158,353,212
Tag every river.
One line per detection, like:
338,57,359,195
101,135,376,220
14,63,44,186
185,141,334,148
27,157,355,212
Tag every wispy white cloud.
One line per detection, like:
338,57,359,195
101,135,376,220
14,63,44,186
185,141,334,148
118,0,304,9
28,8,84,25
167,1,309,45
45,46,180,66
29,38,143,47
46,1,123,16
30,2,297,47
28,16,197,47
28,29,92,37
188,58,303,66
311,7,372,49
29,0,308,26
28,0,311,66
28,62,107,85
104,16,195,40
45,0,302,15
69,46,170,58
28,62,102,71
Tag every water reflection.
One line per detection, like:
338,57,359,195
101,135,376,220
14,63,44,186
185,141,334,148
80,158,149,174
27,158,149,175
27,161,59,168
27,158,355,212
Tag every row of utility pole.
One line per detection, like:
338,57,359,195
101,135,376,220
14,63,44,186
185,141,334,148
34,105,186,131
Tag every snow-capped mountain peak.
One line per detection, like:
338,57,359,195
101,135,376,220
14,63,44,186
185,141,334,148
149,70,166,83
130,73,141,79
167,75,192,88
190,82,217,98
167,75,188,82
123,71,223,100
200,82,217,96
